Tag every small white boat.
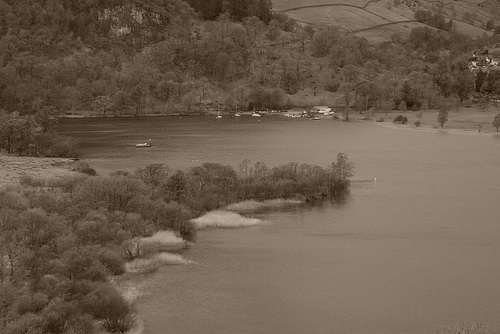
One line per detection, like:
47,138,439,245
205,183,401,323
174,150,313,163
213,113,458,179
252,112,261,117
136,142,151,148
216,115,222,119
312,116,321,120
234,113,241,117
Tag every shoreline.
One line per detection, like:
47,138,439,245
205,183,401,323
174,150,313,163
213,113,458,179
372,119,500,137
59,111,283,118
3,108,499,187
363,108,500,135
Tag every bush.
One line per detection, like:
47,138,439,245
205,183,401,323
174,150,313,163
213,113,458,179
15,293,49,315
62,250,109,281
376,117,384,122
24,189,72,215
47,174,88,194
414,120,421,127
72,161,97,176
82,283,136,334
121,239,153,260
5,313,44,334
37,133,79,158
180,220,197,242
93,247,126,276
19,175,47,187
40,298,95,334
393,115,408,124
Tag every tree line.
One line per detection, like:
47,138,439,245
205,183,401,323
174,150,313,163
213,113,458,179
0,153,353,334
1,0,500,119
0,108,78,157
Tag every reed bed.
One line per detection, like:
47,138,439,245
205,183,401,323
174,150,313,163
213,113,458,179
191,210,264,229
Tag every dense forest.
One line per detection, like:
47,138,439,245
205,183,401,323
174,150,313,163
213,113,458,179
0,153,354,334
1,0,500,122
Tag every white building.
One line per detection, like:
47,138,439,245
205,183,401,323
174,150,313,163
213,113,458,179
311,106,332,114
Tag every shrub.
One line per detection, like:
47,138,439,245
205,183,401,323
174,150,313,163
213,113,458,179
15,293,49,315
393,115,408,124
40,298,94,334
437,108,449,127
19,175,46,187
93,247,126,276
72,162,97,176
376,117,384,122
110,170,130,177
5,313,44,334
145,201,195,234
24,189,72,215
82,283,136,334
121,239,153,260
37,133,79,158
179,220,197,242
73,176,147,212
47,174,88,194
414,120,421,127
62,250,109,281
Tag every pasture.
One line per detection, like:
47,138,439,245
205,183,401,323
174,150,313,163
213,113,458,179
274,0,494,42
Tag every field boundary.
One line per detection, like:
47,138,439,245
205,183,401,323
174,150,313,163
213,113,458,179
276,0,490,37
277,0,382,12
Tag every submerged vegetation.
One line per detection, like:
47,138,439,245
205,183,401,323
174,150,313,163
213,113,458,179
0,153,353,334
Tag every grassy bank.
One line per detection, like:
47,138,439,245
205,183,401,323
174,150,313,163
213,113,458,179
0,153,79,188
369,107,500,134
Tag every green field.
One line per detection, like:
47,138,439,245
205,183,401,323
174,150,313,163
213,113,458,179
274,0,494,42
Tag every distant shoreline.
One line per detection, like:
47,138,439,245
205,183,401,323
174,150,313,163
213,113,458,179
59,111,282,118
373,120,500,137
366,108,500,135
3,107,499,188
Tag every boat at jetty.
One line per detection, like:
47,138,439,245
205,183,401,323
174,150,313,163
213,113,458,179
252,112,261,117
136,142,151,148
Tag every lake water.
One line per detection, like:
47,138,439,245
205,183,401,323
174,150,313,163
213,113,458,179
59,116,500,334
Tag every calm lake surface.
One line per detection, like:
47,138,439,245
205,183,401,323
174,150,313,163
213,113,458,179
59,116,500,334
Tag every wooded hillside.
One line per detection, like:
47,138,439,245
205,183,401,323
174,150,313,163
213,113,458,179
0,0,499,120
